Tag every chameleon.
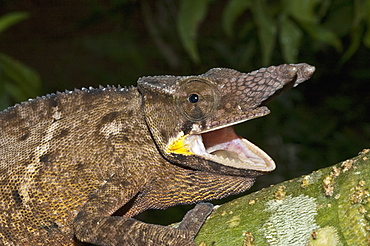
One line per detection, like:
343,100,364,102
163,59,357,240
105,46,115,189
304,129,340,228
0,63,315,245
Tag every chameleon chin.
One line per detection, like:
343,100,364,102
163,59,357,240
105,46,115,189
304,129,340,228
0,63,314,245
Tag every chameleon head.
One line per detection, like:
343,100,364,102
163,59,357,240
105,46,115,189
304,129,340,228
138,64,315,176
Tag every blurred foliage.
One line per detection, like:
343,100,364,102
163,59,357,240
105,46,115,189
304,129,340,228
0,0,369,225
141,0,370,69
0,12,41,109
0,11,29,33
77,0,370,183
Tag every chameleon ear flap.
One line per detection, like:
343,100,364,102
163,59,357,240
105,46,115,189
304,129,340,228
137,75,178,95
202,67,247,80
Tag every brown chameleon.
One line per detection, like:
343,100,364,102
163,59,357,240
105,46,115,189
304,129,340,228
0,63,315,245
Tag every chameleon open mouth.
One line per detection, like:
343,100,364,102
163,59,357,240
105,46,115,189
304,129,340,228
167,126,275,172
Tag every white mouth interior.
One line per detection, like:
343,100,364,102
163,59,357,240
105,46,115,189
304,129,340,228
185,126,275,172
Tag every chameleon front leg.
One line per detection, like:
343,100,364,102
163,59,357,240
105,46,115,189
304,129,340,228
126,169,256,216
177,203,213,233
73,171,213,246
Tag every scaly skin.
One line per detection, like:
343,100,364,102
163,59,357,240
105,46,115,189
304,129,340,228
0,64,315,245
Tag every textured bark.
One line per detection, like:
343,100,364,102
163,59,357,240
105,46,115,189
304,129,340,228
196,149,370,246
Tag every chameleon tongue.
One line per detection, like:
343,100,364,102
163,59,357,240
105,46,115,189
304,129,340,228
201,126,239,149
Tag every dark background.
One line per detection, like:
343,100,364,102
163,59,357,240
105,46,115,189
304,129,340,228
1,0,369,225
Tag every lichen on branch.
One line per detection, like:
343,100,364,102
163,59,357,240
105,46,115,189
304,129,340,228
196,149,370,245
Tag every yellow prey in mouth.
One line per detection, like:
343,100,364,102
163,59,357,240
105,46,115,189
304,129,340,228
167,125,275,172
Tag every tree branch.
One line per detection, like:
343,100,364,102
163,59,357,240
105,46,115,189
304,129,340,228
196,149,370,245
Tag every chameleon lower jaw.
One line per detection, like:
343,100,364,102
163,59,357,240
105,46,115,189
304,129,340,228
187,126,275,172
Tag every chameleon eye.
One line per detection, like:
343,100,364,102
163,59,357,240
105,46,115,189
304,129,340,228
188,94,199,103
177,78,219,121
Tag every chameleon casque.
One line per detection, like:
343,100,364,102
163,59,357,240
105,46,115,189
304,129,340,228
0,63,315,245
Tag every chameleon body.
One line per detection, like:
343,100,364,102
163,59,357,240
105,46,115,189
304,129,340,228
0,64,314,245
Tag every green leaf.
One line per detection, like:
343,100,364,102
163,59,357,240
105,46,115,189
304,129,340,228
340,25,363,64
0,12,30,34
360,0,370,48
353,0,369,27
0,80,10,110
341,0,369,60
279,15,302,63
252,0,277,65
300,22,342,51
177,0,210,63
0,53,41,108
222,0,252,37
284,0,321,23
236,40,257,70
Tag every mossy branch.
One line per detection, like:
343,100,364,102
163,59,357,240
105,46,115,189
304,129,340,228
196,149,370,246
